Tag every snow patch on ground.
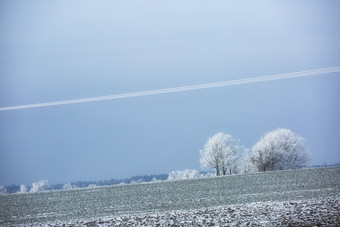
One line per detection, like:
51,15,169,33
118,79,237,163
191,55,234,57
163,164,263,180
30,196,340,226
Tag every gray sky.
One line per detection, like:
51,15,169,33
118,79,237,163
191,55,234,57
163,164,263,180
1,0,340,185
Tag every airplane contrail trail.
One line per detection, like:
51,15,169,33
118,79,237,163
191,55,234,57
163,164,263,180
1,66,340,111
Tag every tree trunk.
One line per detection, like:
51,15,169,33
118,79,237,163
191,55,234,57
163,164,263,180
222,168,226,175
216,167,220,176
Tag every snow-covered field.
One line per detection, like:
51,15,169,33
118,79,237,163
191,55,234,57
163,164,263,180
1,167,340,226
66,196,340,226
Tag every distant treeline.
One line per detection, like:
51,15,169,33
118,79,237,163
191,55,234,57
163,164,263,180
312,162,340,168
3,174,168,194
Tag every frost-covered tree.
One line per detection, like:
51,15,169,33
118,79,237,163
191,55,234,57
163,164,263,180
200,132,243,176
0,185,7,194
241,149,256,173
30,180,49,193
19,185,27,193
167,169,200,181
250,128,309,172
63,183,77,190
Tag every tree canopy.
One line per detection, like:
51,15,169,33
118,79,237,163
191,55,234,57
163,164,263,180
200,132,243,176
250,128,309,172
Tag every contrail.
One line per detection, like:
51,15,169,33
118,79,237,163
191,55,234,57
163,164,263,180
1,66,340,111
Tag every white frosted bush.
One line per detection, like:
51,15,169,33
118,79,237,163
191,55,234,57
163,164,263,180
30,180,48,193
167,169,200,180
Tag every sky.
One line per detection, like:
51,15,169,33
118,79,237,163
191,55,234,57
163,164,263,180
0,0,340,186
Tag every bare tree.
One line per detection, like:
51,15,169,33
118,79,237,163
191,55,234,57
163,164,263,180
250,128,309,172
200,132,243,176
241,149,256,173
